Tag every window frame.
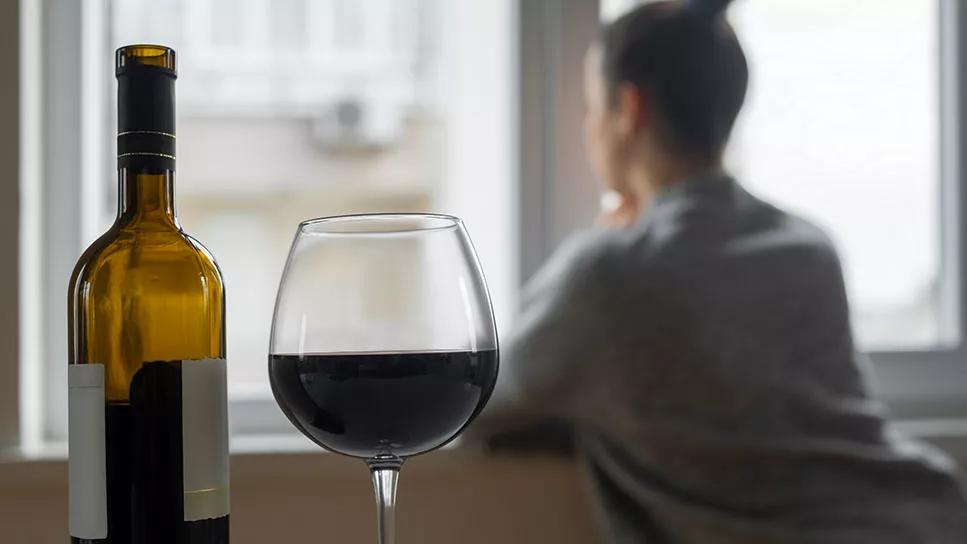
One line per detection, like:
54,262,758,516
19,0,112,445
519,0,967,422
13,0,967,453
864,0,967,418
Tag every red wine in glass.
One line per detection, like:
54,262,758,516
269,350,498,458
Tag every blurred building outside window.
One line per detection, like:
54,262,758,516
110,0,440,398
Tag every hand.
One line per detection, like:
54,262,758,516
597,190,641,229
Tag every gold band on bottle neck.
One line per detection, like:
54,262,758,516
118,130,176,139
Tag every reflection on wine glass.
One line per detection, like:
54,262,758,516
268,214,499,544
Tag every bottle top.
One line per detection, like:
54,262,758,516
116,45,176,78
115,45,177,170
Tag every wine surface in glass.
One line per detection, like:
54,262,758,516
269,350,498,458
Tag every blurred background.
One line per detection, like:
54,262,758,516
2,0,966,542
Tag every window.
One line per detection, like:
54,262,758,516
27,0,515,442
18,0,967,451
586,1,967,408
603,0,949,351
729,0,947,350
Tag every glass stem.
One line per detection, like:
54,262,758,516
368,456,403,544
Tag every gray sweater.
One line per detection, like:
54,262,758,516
504,174,967,543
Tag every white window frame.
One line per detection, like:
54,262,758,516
865,0,967,419
518,0,967,425
16,0,113,447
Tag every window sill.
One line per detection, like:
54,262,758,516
5,415,967,474
891,418,967,461
0,433,485,487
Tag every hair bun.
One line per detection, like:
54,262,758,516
687,0,734,18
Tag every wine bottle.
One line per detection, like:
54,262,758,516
68,45,229,543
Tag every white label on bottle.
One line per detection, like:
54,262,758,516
181,358,230,521
68,363,108,539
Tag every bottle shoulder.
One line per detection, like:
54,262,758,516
69,227,116,287
70,224,224,295
181,231,224,280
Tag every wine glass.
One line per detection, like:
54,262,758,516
268,213,499,544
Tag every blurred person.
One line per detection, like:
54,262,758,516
482,0,967,542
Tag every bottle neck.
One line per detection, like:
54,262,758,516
115,50,178,229
117,167,179,228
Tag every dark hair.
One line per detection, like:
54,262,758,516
599,0,748,162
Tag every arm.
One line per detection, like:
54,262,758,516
472,231,616,439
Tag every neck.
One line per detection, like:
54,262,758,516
627,152,722,203
117,168,179,228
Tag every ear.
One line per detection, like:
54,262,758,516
614,83,647,139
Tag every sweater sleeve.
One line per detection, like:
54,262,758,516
504,230,617,416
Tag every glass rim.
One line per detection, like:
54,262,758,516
298,213,463,235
